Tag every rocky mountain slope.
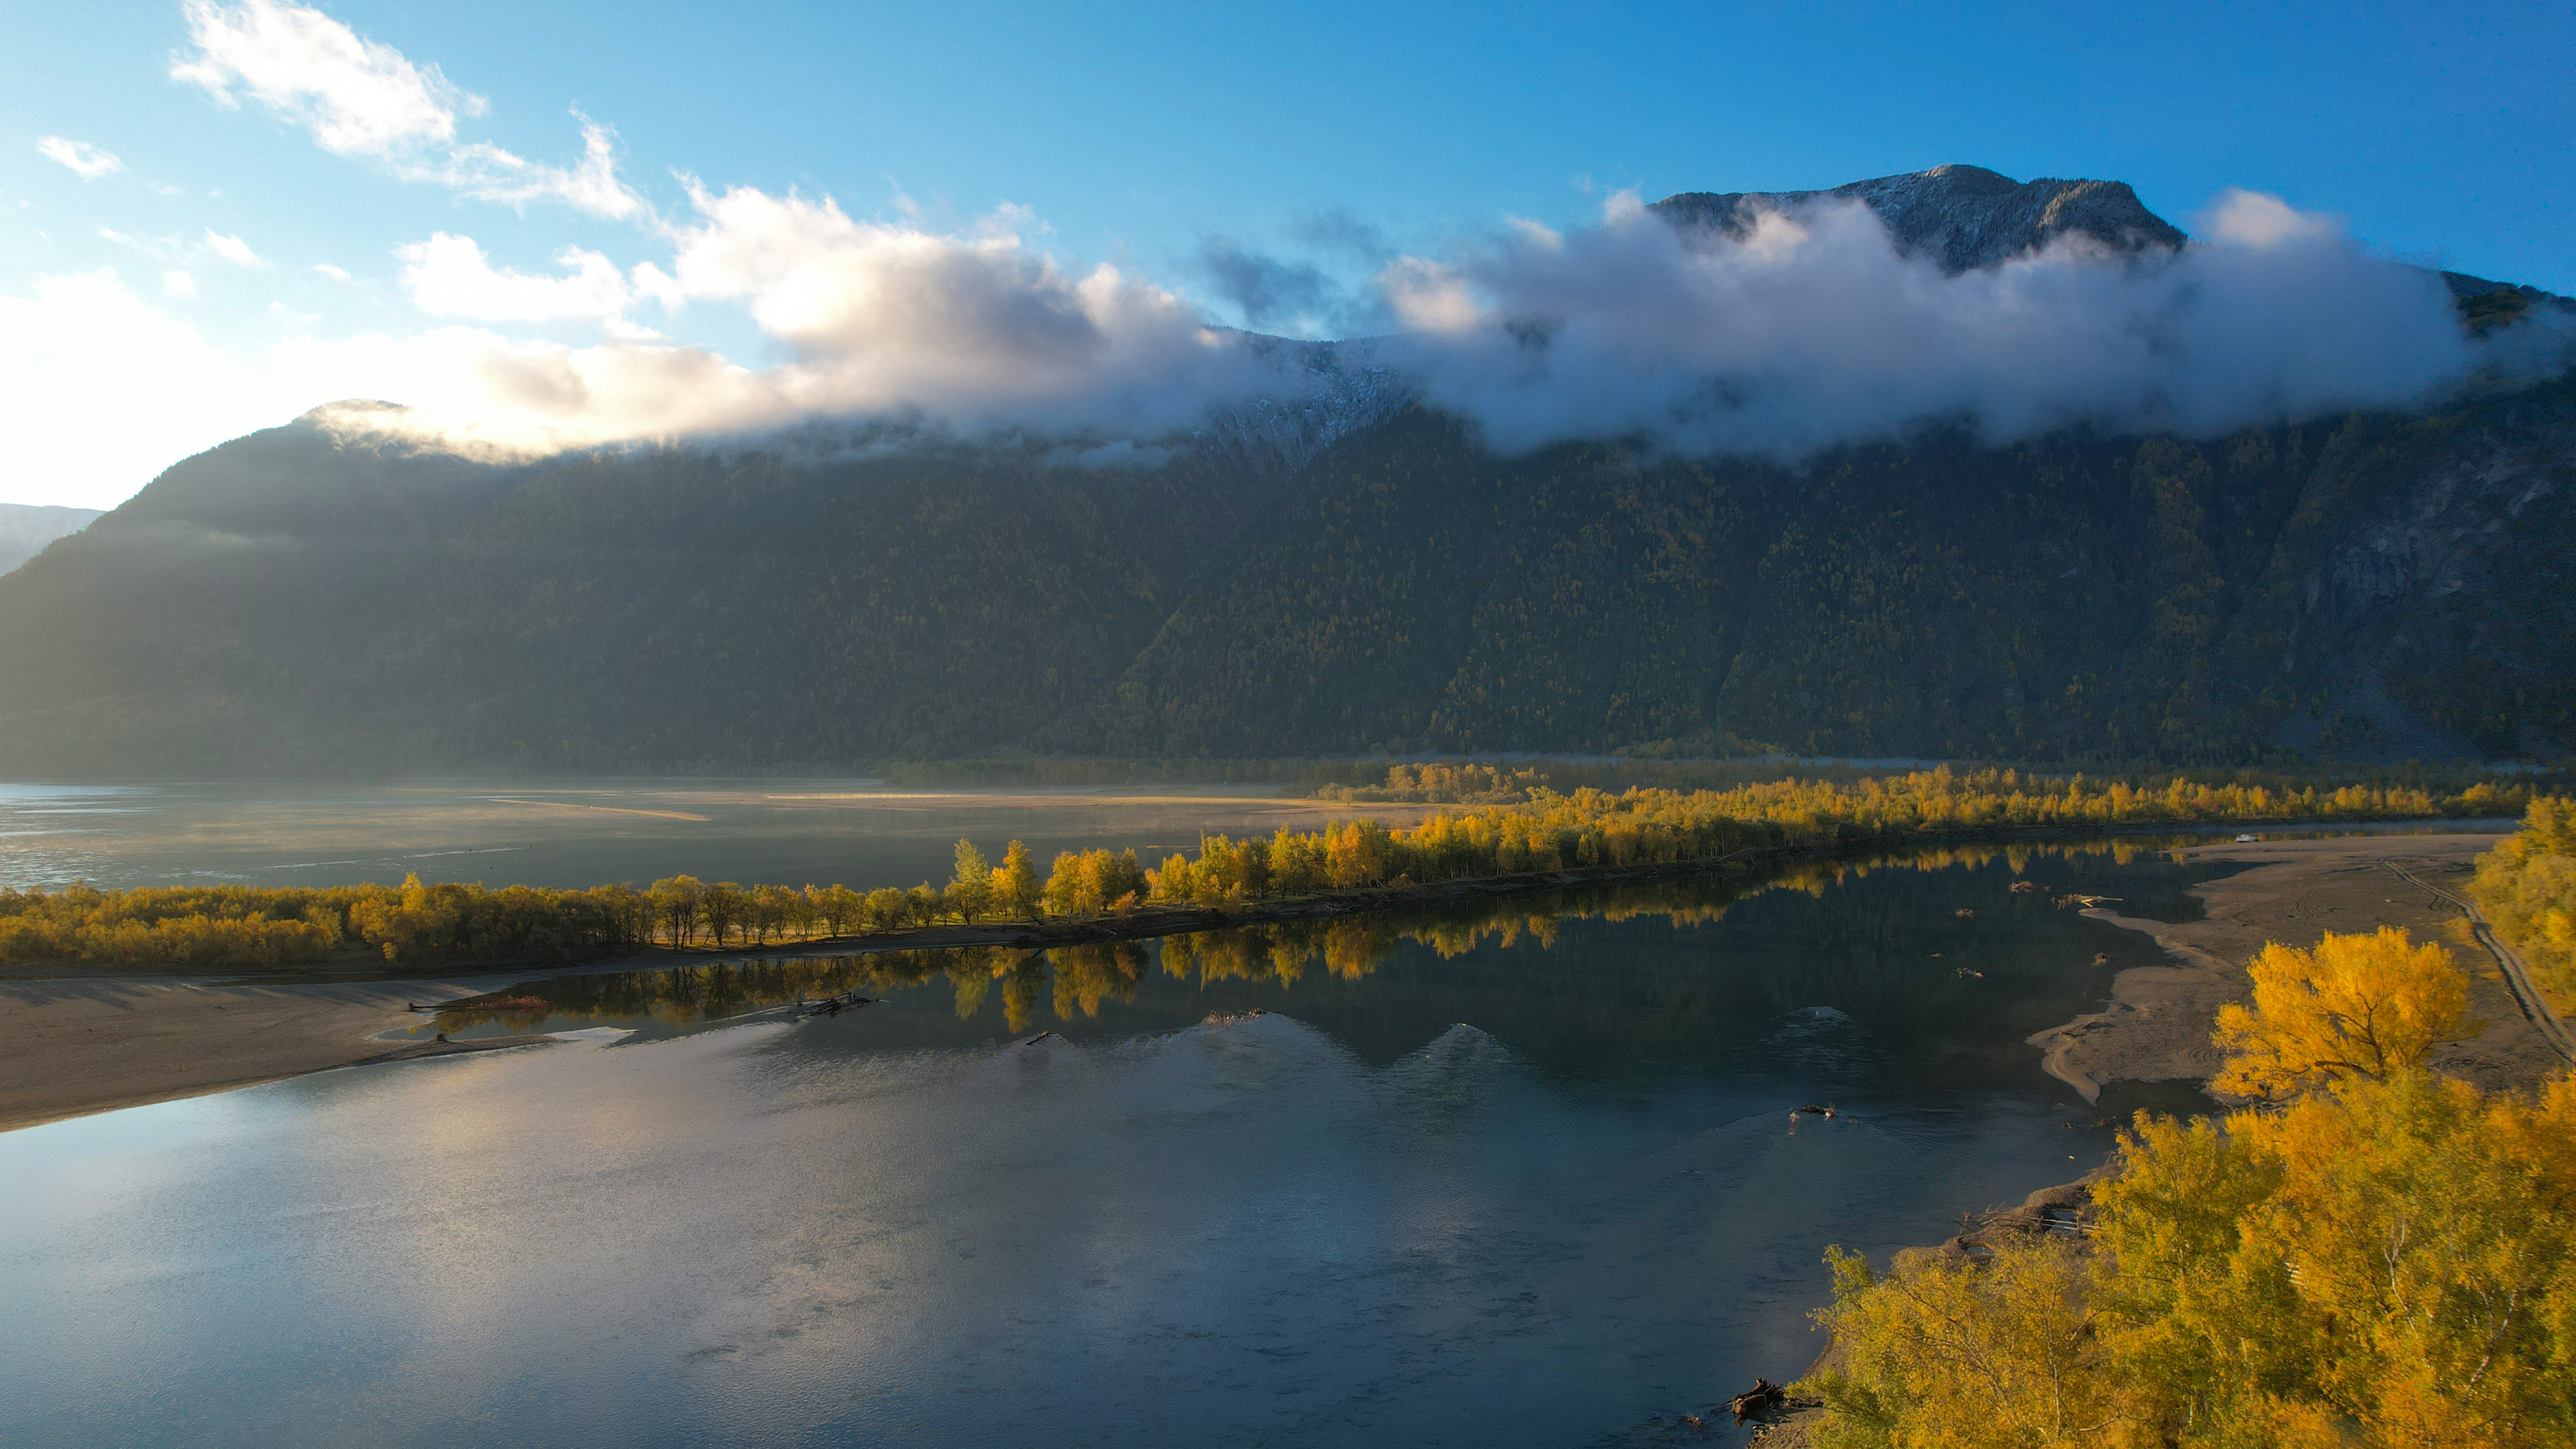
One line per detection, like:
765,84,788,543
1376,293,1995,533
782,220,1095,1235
1650,164,2187,271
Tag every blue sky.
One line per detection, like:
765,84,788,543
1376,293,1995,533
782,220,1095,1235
4,0,2569,508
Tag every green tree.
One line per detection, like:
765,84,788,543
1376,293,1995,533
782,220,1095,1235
701,882,745,947
648,876,703,946
949,839,993,922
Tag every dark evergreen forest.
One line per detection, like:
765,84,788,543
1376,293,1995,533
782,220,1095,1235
0,369,2569,774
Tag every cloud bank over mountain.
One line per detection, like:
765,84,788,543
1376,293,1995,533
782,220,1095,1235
1374,187,2517,457
11,0,2567,503
16,166,2564,492
311,178,2554,465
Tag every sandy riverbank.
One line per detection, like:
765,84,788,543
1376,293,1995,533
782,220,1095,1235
2025,831,2562,1103
0,971,553,1133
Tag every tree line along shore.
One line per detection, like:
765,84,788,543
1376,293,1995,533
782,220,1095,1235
0,767,2551,977
1793,799,2576,1448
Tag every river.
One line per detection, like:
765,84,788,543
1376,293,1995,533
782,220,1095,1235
0,777,1431,892
0,840,2225,1447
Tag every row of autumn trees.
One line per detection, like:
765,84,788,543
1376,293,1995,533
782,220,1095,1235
2471,796,2576,1008
1803,805,2576,1448
0,837,1143,969
0,769,2543,972
1142,769,2533,907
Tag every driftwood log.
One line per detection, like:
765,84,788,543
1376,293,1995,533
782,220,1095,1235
1729,1378,1787,1418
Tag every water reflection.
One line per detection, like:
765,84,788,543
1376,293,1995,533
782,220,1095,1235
0,836,2240,1449
415,836,2221,1069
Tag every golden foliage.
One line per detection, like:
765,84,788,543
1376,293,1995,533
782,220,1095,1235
1810,1238,2130,1448
2471,797,2576,1006
0,774,2539,972
2211,928,2479,1102
1817,1070,2576,1447
1146,767,2530,910
1813,918,2576,1448
2101,1071,2576,1447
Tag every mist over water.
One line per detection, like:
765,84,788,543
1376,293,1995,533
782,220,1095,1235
0,779,1429,893
1,848,2213,1448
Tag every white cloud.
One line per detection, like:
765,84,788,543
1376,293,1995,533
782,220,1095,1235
1380,257,1482,333
36,137,122,178
435,115,644,221
312,262,354,282
618,182,1238,427
169,2,643,221
1370,189,2493,456
203,229,266,267
163,269,198,298
273,189,1301,458
2200,188,2341,249
170,0,478,157
17,180,2556,513
396,232,631,324
0,270,703,505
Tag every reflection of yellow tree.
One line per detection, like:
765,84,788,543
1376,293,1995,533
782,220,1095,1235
947,962,991,1020
1050,942,1147,1019
406,835,2257,1037
1265,931,1310,985
999,956,1046,1034
1322,918,1398,981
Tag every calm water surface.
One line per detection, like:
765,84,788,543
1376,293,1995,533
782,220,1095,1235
0,778,1431,892
0,843,2230,1447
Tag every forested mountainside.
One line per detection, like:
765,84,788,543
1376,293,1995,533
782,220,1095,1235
0,366,2568,775
0,504,103,577
4,161,2572,777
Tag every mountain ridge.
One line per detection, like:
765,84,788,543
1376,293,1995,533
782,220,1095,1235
2,167,2570,775
0,505,105,578
1650,163,2190,272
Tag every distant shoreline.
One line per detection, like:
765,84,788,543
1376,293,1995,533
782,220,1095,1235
1,813,2520,987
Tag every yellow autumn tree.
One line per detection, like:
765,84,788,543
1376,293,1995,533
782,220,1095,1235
2471,797,2576,1004
2235,1072,2576,1445
2090,1070,2576,1448
1808,1237,2140,1448
2210,927,2478,1101
1807,925,2576,1449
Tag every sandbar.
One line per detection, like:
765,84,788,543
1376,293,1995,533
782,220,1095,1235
0,971,539,1133
2026,831,2562,1103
